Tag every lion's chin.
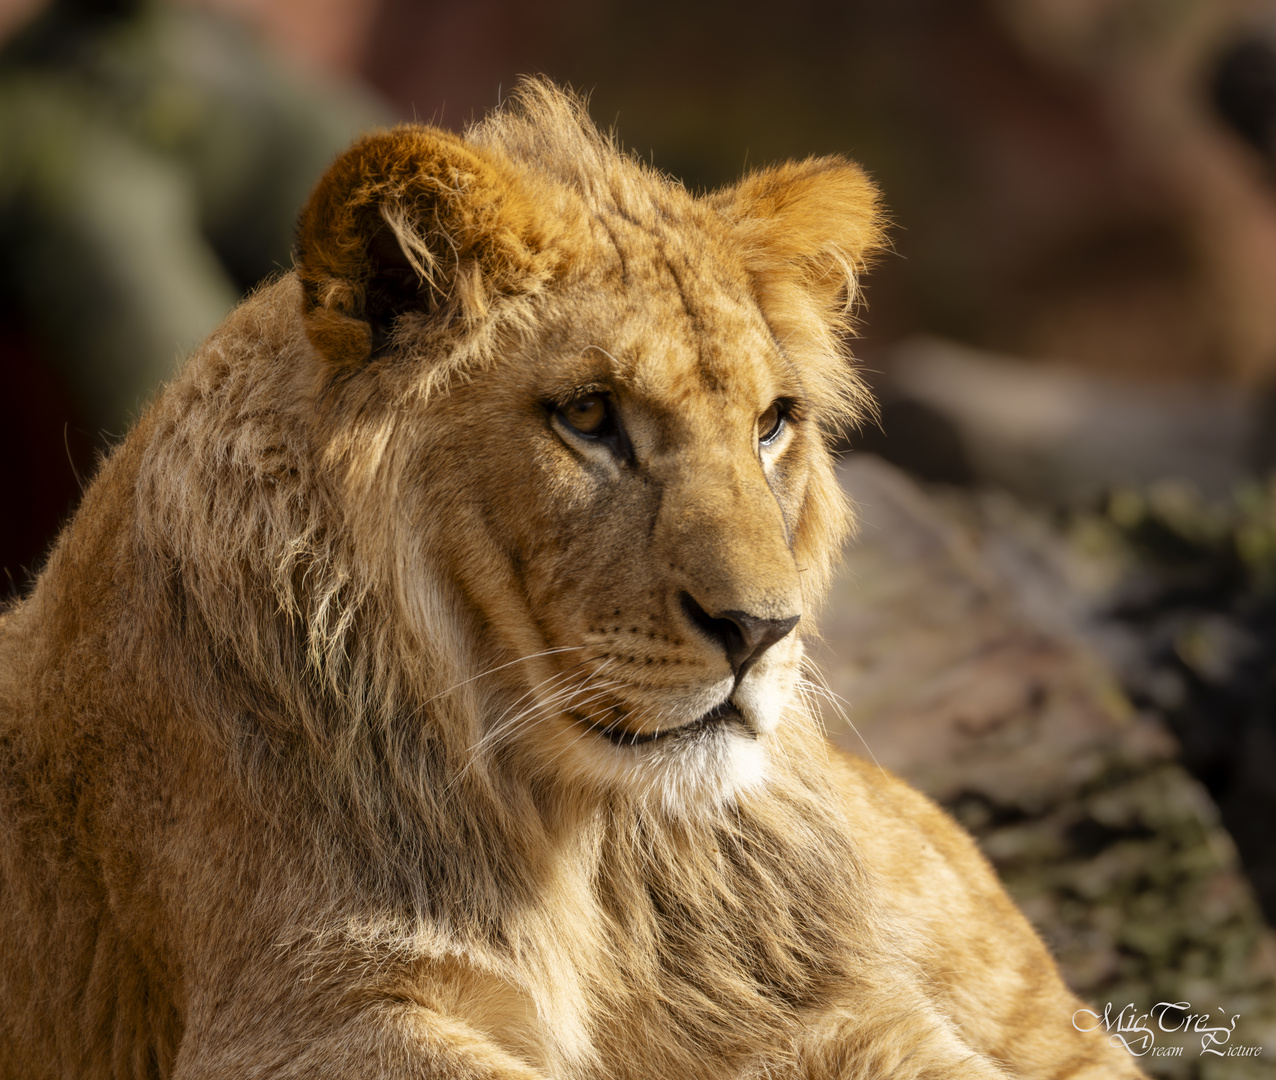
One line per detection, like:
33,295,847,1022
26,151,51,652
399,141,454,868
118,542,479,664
567,713,771,818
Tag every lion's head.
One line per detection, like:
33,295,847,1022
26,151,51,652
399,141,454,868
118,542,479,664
143,82,881,818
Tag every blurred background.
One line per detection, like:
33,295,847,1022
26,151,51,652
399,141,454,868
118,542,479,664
2,0,1276,1072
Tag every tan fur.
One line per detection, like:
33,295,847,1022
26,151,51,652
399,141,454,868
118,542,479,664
0,81,1144,1079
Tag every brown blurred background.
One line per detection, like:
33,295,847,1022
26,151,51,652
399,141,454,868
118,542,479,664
6,0,1276,583
5,0,1276,580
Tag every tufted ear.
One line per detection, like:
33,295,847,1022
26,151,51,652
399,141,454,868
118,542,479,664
295,125,553,366
711,157,885,330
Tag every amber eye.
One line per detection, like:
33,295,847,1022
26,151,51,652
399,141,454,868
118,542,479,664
758,401,786,444
560,393,609,435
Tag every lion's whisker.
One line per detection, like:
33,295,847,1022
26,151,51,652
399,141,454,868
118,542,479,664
478,656,601,737
423,645,589,705
468,661,620,764
797,668,885,777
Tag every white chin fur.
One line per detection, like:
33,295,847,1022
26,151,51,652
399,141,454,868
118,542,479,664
548,718,772,818
620,728,769,818
734,637,803,735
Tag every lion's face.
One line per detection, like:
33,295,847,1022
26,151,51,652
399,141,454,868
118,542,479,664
294,89,880,810
435,247,816,806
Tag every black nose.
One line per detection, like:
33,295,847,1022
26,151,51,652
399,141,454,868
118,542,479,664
679,593,800,678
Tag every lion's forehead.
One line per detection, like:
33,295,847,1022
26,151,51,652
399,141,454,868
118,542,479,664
564,212,789,413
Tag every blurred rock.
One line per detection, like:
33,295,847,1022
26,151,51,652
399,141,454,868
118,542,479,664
818,454,1276,1078
960,474,1276,933
856,337,1266,501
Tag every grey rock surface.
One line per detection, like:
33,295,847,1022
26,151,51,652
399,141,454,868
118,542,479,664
868,337,1264,502
817,454,1276,1078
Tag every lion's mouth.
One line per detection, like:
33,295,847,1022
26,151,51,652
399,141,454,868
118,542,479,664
586,700,752,748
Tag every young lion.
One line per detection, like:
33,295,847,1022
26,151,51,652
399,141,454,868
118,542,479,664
0,81,1143,1079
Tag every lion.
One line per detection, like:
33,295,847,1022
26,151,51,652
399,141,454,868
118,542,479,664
0,80,1144,1079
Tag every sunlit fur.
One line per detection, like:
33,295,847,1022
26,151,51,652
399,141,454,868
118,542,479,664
0,81,1144,1079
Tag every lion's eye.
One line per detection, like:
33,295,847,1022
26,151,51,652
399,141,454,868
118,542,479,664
758,401,786,445
560,393,609,436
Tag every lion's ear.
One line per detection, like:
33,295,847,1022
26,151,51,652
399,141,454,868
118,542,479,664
713,157,884,326
295,126,551,366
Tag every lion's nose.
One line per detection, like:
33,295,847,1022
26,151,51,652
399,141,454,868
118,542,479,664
679,593,800,678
